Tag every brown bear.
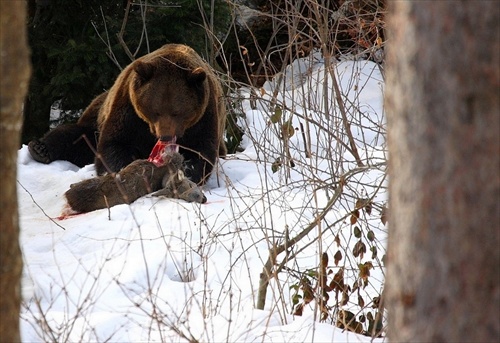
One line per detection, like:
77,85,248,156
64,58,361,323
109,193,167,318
29,44,226,184
64,152,206,214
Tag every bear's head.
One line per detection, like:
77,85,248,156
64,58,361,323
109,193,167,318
129,55,210,143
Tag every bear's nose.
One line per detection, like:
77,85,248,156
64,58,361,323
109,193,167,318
160,135,173,142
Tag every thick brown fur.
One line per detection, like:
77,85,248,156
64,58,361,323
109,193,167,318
29,44,226,184
64,152,206,213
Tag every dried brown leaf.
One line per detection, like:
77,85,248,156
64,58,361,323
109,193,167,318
358,261,373,281
321,252,329,269
350,212,358,225
358,295,365,308
381,205,388,225
294,303,304,316
334,234,341,247
353,240,366,258
330,267,344,292
302,279,314,304
334,250,342,266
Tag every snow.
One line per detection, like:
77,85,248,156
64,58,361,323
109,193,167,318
18,52,387,342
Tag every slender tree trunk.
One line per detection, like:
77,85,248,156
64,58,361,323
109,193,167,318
385,1,499,342
0,1,31,341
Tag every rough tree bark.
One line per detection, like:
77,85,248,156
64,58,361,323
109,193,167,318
0,1,31,342
385,1,499,342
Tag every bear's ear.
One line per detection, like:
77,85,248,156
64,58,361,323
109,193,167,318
134,61,155,83
188,67,206,85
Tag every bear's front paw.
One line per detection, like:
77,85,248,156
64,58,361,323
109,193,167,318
28,140,52,164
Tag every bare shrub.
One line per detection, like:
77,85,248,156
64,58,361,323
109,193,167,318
221,0,388,337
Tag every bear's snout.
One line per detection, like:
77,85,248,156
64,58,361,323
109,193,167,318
152,119,183,141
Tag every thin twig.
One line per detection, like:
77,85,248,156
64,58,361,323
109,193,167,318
17,181,66,230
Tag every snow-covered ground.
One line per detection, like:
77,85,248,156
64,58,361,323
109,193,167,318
18,52,387,342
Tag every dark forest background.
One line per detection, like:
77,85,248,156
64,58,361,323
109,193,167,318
23,0,230,143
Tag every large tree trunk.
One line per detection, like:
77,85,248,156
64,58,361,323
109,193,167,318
0,1,31,341
385,1,499,342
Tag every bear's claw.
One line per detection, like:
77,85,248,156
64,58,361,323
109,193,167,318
28,140,52,164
